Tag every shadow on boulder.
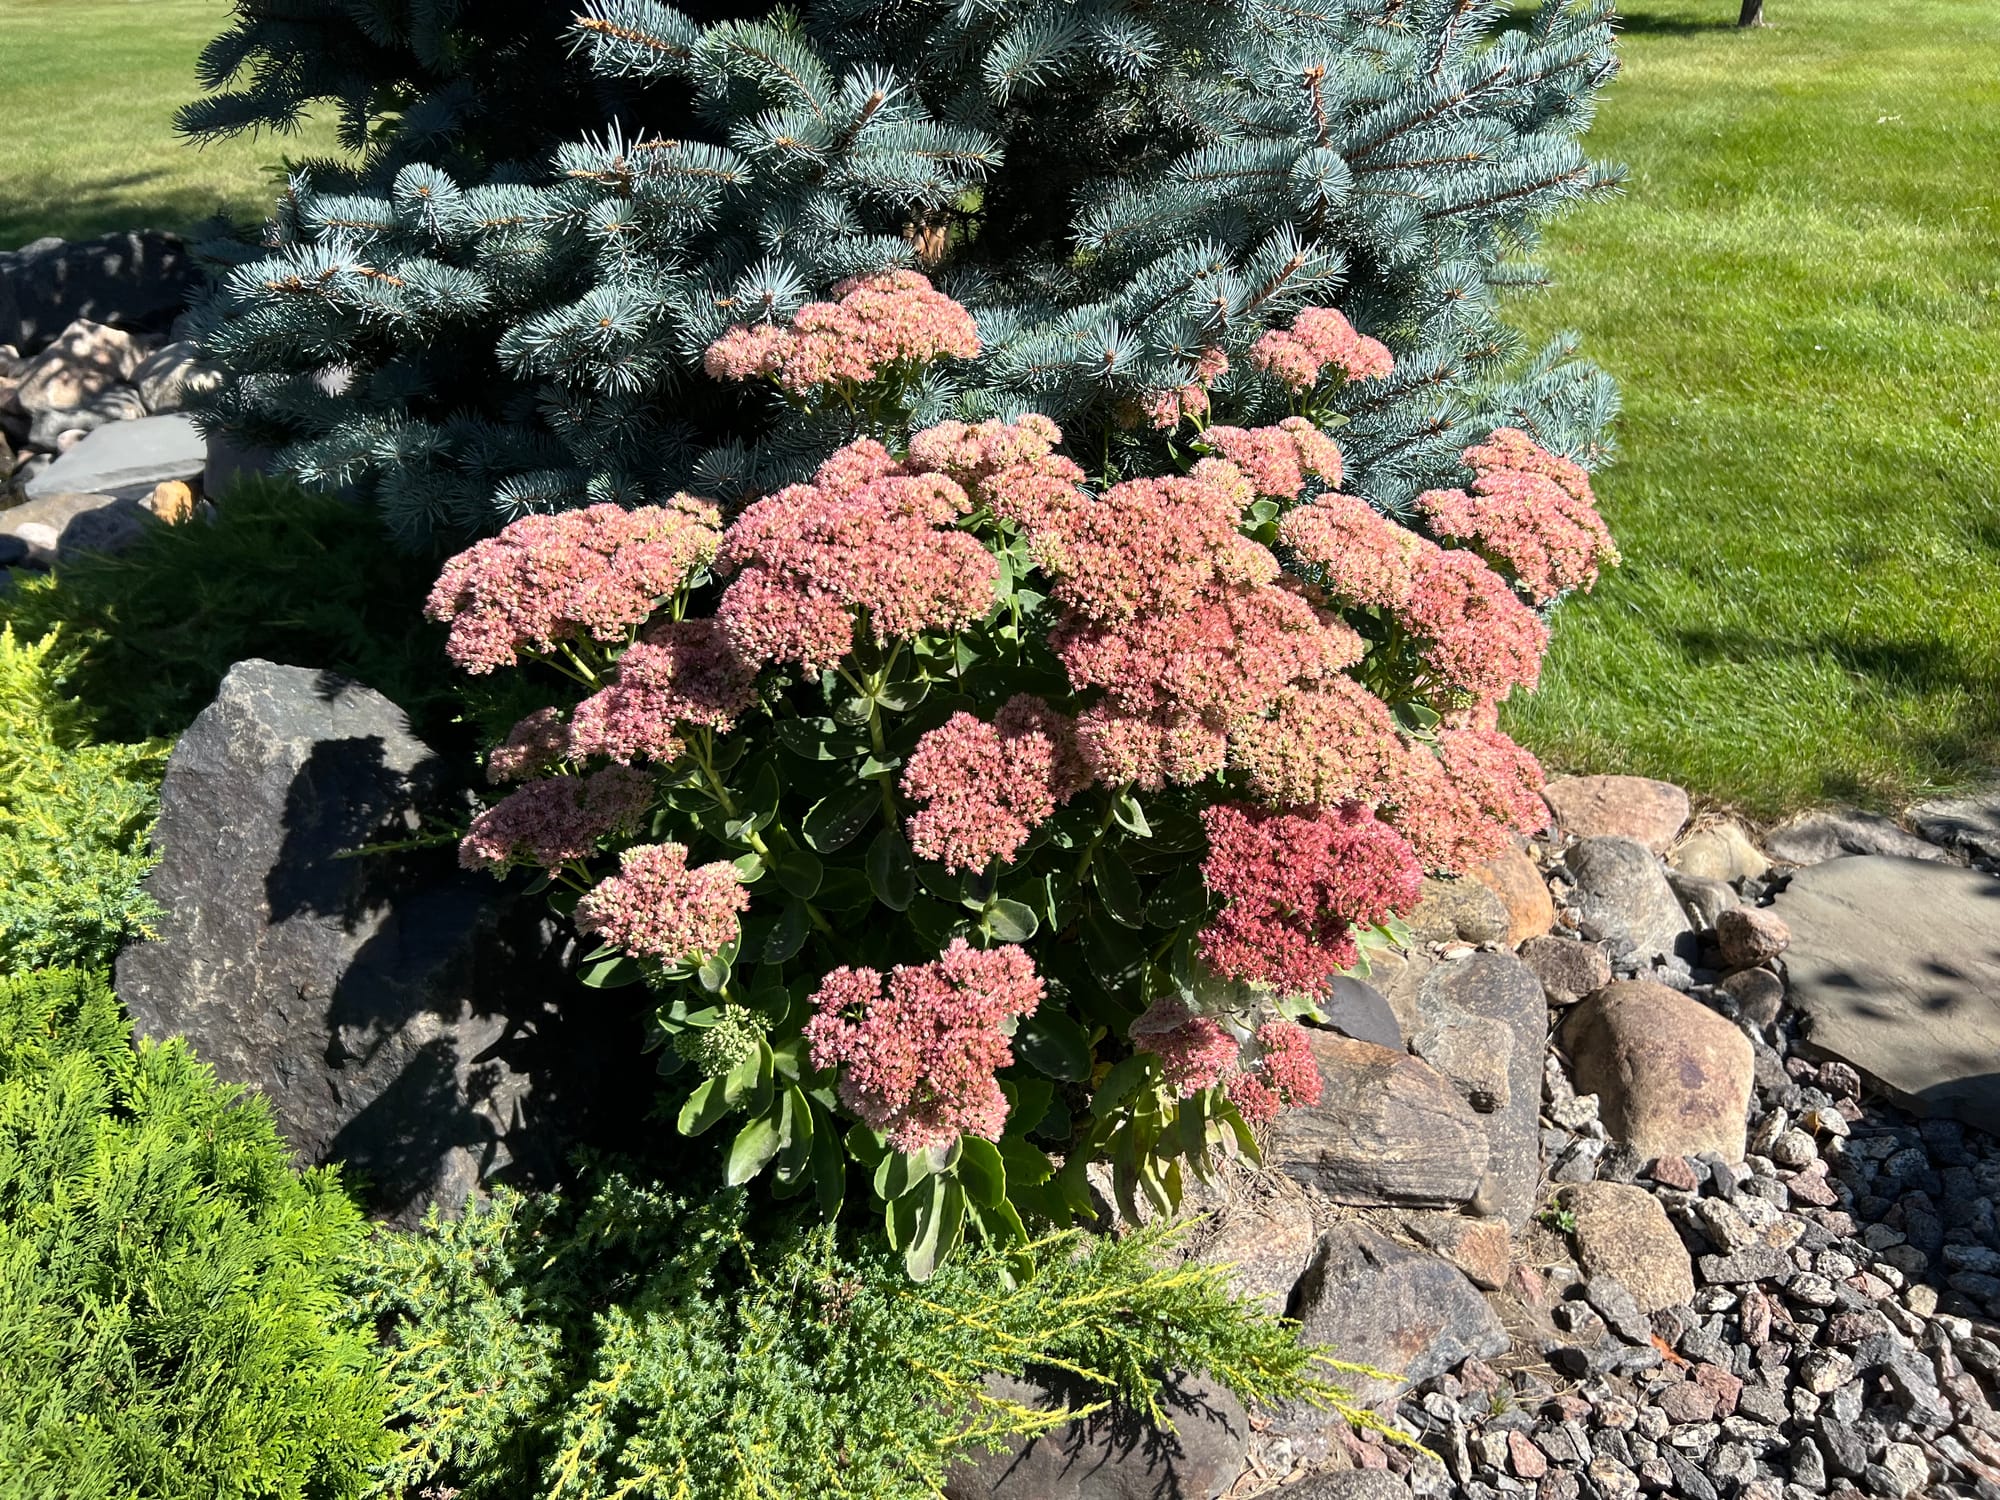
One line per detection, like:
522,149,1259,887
117,659,656,1225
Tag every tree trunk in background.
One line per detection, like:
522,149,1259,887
1738,0,1765,26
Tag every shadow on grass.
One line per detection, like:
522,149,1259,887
0,167,265,249
1613,10,1749,36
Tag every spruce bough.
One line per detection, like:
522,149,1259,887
186,0,1622,542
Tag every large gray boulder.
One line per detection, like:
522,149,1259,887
117,660,650,1224
943,1371,1248,1500
0,230,196,352
1776,854,2000,1133
1563,835,1696,965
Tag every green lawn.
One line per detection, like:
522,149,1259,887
0,0,332,249
1503,0,2000,817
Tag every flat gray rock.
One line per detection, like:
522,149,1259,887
0,489,146,564
1763,807,1947,867
24,412,205,499
1910,789,2000,864
1776,855,2000,1133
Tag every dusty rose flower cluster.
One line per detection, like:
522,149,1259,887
703,270,981,397
459,767,653,872
804,939,1043,1151
715,439,997,672
567,617,758,765
425,499,722,673
1417,428,1619,602
1130,999,1241,1097
1384,726,1549,872
1248,306,1395,394
1277,492,1426,610
900,696,1087,872
1229,1019,1325,1125
1143,348,1230,431
1128,1004,1324,1126
574,841,749,965
1197,802,1423,998
1202,418,1344,498
1399,547,1550,702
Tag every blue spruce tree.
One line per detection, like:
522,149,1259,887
185,0,1621,542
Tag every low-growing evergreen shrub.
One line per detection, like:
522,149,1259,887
0,968,389,1500
0,628,165,974
353,1169,1333,1499
0,476,457,746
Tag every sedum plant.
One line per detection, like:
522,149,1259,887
432,279,1616,1277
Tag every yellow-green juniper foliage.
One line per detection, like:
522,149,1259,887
0,968,390,1500
353,1171,1340,1499
0,628,166,975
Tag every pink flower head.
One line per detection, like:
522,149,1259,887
1197,802,1422,997
1226,1019,1324,1124
1226,674,1406,809
574,842,749,965
1247,307,1392,394
901,708,1075,873
426,498,722,674
994,693,1093,799
716,445,997,673
1202,418,1344,499
1292,308,1395,382
1141,348,1229,432
1397,547,1550,703
488,707,570,784
702,271,980,399
1052,578,1362,730
803,939,1043,1152
1030,468,1248,623
1382,727,1548,874
458,767,653,873
1073,704,1228,791
1130,999,1241,1098
1416,429,1619,602
1278,493,1427,610
906,415,1065,489
567,618,758,765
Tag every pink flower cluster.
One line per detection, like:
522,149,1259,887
567,618,758,765
1143,348,1230,432
1198,802,1423,997
1229,1019,1325,1125
1018,455,1368,792
803,939,1043,1152
1417,428,1619,603
1248,307,1394,394
1130,999,1241,1097
1399,548,1549,702
1384,727,1548,873
1227,675,1406,809
703,270,981,397
459,767,653,873
1202,419,1344,498
901,697,1087,872
1278,492,1427,610
575,841,749,965
715,439,996,673
1128,1002,1324,1126
426,499,722,674
487,706,570,784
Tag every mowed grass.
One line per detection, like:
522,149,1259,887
1502,0,2000,817
0,0,333,249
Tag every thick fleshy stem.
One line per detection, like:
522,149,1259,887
692,728,835,937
